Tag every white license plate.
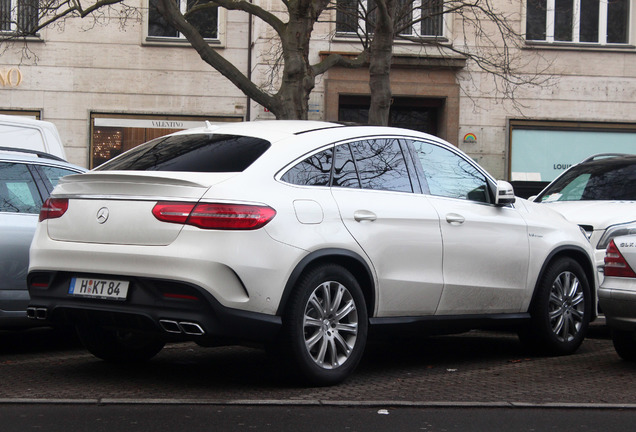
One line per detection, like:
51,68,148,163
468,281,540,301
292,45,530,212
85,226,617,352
69,277,129,300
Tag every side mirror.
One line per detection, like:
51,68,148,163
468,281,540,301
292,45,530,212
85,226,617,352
495,180,516,205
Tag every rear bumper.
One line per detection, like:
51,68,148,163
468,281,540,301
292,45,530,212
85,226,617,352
598,278,636,331
29,224,305,315
27,271,282,344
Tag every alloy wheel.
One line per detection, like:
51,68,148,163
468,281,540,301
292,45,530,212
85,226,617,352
302,281,359,370
549,270,585,342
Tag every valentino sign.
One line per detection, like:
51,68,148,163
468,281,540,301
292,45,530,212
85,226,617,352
0,68,23,87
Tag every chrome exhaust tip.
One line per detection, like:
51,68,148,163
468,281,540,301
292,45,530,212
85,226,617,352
27,307,48,320
159,319,182,334
179,322,205,336
159,319,205,336
36,308,48,320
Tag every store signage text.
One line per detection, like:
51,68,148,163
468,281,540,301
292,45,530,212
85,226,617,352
152,121,184,128
0,68,23,87
553,163,572,171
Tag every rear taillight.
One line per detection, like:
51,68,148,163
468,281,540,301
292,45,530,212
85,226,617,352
152,202,196,224
604,240,636,278
152,202,276,230
39,198,69,222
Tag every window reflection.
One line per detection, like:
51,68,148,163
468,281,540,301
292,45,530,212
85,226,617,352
410,140,489,202
349,139,412,192
333,144,360,188
0,162,41,214
281,149,333,186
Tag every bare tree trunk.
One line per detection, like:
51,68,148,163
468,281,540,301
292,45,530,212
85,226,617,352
275,13,317,119
157,0,331,120
368,0,396,126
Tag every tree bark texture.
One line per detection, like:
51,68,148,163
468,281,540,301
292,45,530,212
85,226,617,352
367,0,397,126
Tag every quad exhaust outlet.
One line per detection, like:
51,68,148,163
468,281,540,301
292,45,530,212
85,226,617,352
159,319,205,336
26,307,48,320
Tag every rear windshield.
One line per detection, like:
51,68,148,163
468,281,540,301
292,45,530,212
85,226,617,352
537,160,636,202
95,134,271,172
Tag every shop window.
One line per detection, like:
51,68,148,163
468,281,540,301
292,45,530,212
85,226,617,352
90,114,240,168
336,0,444,37
508,120,636,197
148,0,218,40
526,0,629,45
0,0,38,35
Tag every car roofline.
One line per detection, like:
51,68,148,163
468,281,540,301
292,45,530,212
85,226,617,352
0,146,66,162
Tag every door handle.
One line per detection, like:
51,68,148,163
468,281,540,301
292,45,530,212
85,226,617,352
445,213,465,225
354,210,377,222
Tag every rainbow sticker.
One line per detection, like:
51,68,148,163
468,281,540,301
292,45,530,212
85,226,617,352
463,133,477,142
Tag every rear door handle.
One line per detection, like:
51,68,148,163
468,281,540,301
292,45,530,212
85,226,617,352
354,210,377,222
445,213,465,225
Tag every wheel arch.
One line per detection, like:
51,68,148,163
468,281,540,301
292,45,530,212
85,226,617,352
529,245,597,317
276,248,376,318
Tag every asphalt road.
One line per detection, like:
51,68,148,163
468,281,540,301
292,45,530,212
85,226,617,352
2,404,636,432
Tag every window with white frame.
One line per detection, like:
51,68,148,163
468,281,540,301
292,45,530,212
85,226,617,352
0,0,38,34
336,0,444,38
148,0,218,40
526,0,630,44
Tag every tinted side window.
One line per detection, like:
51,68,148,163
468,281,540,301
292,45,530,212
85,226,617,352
411,140,490,203
333,144,360,188
0,162,42,214
350,139,413,193
96,134,271,172
281,148,333,186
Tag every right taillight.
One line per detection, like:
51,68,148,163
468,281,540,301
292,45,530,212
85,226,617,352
604,239,636,278
152,202,276,230
39,198,69,222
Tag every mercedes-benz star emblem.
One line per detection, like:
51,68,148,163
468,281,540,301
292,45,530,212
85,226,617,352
96,207,110,224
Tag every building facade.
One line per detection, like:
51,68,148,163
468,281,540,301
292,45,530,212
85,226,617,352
1,0,635,194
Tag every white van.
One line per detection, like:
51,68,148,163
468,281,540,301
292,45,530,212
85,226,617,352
0,115,67,160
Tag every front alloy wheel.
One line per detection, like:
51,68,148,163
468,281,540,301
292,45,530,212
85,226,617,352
281,264,368,386
548,270,586,343
520,257,590,355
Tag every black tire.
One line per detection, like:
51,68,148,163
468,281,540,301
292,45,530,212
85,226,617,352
519,257,591,355
76,324,165,363
279,264,368,386
612,330,636,361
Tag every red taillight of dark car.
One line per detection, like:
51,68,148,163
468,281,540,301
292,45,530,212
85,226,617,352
39,198,69,222
604,239,636,278
152,202,276,230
